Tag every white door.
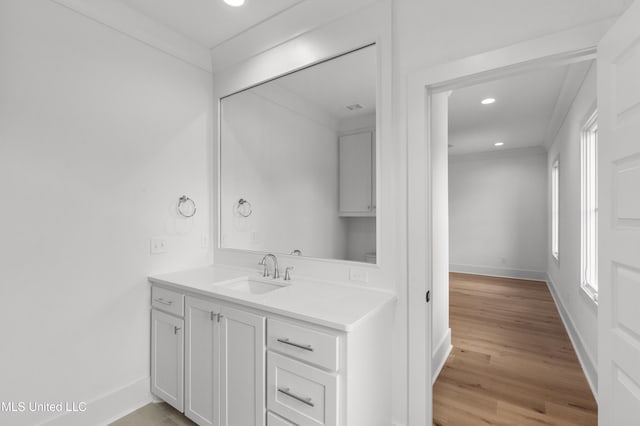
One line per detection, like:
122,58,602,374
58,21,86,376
219,305,265,426
151,309,184,412
185,297,219,426
598,1,640,424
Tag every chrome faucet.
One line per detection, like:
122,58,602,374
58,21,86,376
258,254,280,279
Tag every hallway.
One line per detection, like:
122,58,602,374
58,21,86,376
433,273,597,425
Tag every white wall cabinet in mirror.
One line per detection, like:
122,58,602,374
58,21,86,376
338,130,376,216
219,44,377,264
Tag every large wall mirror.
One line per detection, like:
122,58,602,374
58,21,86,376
219,44,378,264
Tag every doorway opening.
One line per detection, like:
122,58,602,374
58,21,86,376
404,25,609,425
435,57,601,425
428,57,599,425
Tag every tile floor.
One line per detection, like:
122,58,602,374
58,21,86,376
110,402,197,426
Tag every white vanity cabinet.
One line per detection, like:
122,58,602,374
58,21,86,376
184,297,215,425
151,287,266,426
266,314,392,426
149,271,394,426
151,287,185,413
184,296,265,426
338,130,376,216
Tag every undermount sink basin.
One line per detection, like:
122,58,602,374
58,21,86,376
217,278,288,295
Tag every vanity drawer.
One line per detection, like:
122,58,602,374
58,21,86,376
267,351,338,426
151,286,184,317
267,319,339,371
267,411,297,426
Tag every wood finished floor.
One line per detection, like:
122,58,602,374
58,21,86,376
110,402,196,426
433,273,597,426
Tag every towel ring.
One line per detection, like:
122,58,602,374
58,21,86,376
236,198,252,218
177,195,196,218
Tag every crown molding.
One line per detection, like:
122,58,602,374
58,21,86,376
209,0,379,73
50,0,212,73
543,59,593,149
448,145,547,162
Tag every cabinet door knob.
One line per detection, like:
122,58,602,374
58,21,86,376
174,326,181,335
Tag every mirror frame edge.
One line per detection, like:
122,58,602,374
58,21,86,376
211,1,392,286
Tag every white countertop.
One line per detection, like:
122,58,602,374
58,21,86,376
148,265,396,332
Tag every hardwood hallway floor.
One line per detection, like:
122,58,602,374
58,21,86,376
433,273,597,426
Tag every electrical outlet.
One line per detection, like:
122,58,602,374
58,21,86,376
349,268,368,283
251,231,261,244
150,237,167,254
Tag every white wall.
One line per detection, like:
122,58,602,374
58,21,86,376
0,1,212,425
220,88,347,259
546,64,598,391
449,148,548,279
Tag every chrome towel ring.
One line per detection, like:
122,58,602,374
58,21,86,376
235,198,252,217
177,195,196,218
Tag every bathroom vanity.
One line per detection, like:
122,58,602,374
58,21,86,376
148,266,395,426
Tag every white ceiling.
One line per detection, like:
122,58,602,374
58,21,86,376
117,0,303,48
448,61,593,156
273,46,377,122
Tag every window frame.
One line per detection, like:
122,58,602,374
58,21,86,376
551,158,560,261
580,109,598,304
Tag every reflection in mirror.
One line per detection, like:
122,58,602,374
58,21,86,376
220,45,377,263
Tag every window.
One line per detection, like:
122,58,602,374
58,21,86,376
551,159,559,260
581,110,598,302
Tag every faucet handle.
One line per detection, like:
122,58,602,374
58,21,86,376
284,266,294,281
258,256,269,277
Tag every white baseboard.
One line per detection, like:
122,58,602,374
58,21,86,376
432,328,452,385
545,274,598,401
450,264,547,281
43,376,153,426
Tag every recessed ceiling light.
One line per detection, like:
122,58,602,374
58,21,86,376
481,98,496,105
224,0,244,6
494,142,504,147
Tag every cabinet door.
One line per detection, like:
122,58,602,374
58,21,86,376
185,296,219,426
219,305,266,426
151,309,184,412
339,132,373,214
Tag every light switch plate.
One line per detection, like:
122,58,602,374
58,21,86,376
349,267,368,283
150,237,167,254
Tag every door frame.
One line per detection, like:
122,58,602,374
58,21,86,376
406,20,612,425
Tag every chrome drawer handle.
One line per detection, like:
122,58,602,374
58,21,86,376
153,298,173,306
276,338,313,352
277,387,314,407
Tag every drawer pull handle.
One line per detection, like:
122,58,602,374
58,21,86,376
153,298,173,306
277,387,314,407
276,338,313,352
